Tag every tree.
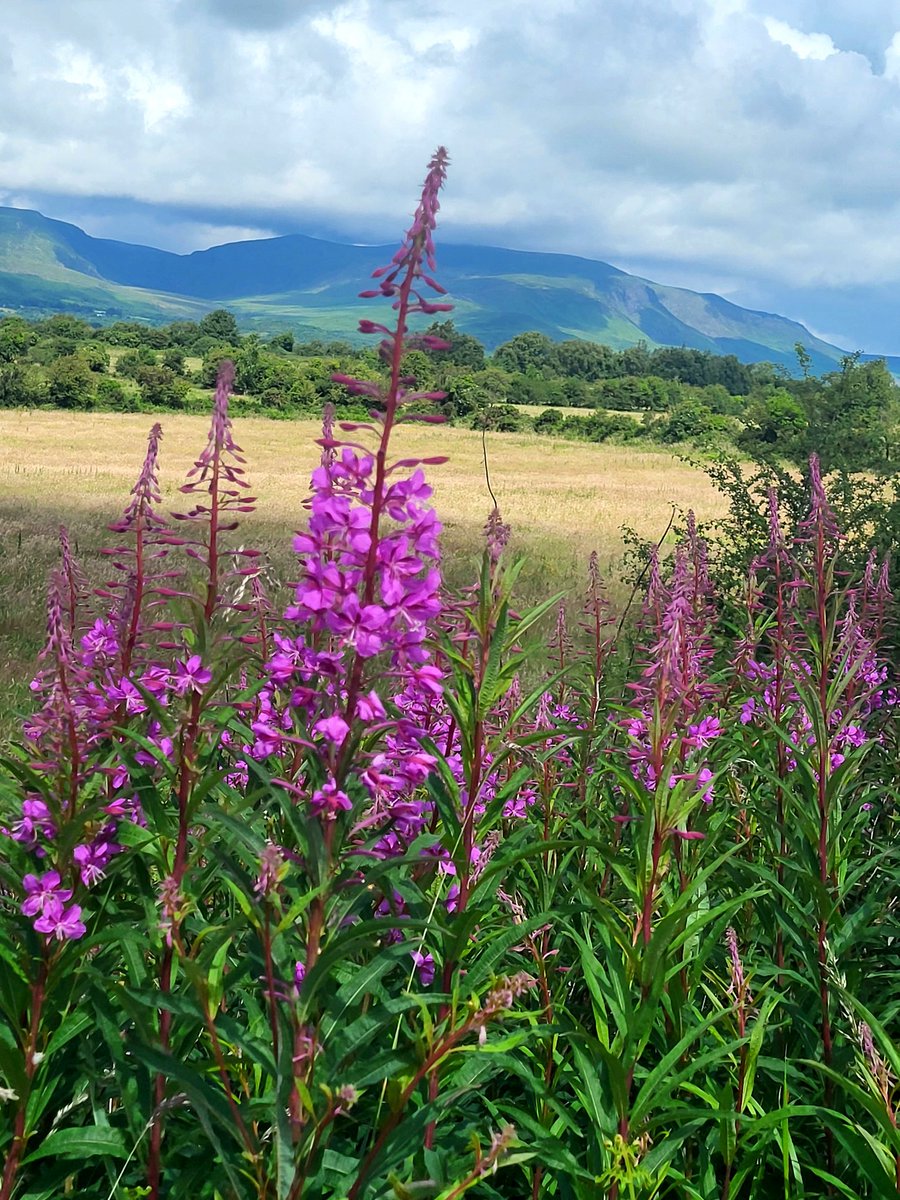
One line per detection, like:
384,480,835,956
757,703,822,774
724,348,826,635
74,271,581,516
650,347,712,388
493,331,559,376
770,351,900,472
199,346,240,387
116,348,157,379
533,407,565,434
268,330,295,352
614,341,652,378
163,321,201,347
46,355,95,409
95,377,137,411
663,396,724,444
0,362,41,407
812,355,900,471
555,338,615,381
0,317,34,363
505,372,555,407
163,348,186,374
198,309,241,343
421,320,485,370
399,349,437,391
475,402,523,432
234,336,266,393
136,365,189,409
97,321,146,347
77,343,110,373
36,314,94,341
738,387,808,458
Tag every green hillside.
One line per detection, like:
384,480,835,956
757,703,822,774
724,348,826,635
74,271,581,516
0,205,851,371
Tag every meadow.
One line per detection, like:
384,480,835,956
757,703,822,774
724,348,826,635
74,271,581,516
0,409,724,723
0,150,897,1200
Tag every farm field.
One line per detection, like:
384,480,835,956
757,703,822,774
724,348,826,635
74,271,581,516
511,402,644,419
0,408,725,720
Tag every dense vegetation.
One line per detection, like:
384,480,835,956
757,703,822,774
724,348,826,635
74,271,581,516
1,300,898,467
1,150,899,1200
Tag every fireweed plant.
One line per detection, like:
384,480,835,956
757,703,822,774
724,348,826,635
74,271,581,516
1,151,899,1200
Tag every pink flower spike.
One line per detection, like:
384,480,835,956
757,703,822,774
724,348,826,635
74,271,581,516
671,829,706,840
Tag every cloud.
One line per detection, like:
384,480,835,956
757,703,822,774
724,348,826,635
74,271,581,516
2,0,900,347
763,17,837,60
201,0,320,29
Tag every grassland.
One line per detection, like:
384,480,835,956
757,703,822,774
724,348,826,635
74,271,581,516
0,409,726,725
512,402,643,419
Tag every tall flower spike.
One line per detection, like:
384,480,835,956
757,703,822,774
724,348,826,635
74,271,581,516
484,506,511,564
268,151,451,871
99,422,169,675
171,361,259,624
797,453,841,545
115,423,166,535
58,526,87,639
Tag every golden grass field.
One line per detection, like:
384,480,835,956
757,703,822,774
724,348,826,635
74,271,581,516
0,409,727,724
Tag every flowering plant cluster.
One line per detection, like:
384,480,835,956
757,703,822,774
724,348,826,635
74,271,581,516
1,150,898,1200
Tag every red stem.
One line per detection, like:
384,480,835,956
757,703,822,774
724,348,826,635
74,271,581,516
0,958,49,1200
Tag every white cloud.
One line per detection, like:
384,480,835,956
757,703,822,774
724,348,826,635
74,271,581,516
121,66,189,131
763,16,837,59
51,46,110,102
2,0,900,345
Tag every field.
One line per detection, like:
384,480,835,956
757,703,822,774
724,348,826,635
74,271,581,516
0,409,725,718
511,402,644,419
2,393,898,1197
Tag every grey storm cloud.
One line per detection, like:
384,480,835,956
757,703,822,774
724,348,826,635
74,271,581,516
3,0,900,346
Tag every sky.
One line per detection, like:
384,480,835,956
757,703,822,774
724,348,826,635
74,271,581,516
2,0,900,352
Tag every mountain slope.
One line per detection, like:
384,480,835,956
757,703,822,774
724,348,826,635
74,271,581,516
0,206,850,371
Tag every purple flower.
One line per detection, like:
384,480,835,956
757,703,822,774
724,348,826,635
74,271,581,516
172,654,212,696
686,716,723,748
310,778,353,820
21,870,72,918
80,618,119,666
313,715,350,747
695,767,714,805
411,949,435,986
8,797,56,848
73,839,121,887
34,899,87,941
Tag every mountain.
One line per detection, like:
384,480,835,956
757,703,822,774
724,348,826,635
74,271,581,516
0,205,860,372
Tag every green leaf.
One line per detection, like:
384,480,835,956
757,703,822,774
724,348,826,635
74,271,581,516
22,1125,127,1163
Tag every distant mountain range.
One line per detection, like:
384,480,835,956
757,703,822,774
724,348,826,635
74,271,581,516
0,205,883,373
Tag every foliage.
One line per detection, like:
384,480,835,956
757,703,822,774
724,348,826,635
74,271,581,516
45,354,96,409
1,149,898,1200
3,286,899,467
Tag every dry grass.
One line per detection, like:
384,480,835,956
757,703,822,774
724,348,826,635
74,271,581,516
513,403,643,420
0,409,727,726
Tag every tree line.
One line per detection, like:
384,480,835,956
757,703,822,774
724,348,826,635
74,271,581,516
0,309,897,469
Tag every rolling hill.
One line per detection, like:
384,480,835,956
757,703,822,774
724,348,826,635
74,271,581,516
0,205,860,372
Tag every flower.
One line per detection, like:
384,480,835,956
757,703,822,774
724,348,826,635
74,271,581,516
73,838,121,887
34,899,87,941
172,655,212,696
21,870,72,918
411,949,435,986
310,778,353,820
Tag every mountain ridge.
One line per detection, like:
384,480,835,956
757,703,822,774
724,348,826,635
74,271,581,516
0,205,868,373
